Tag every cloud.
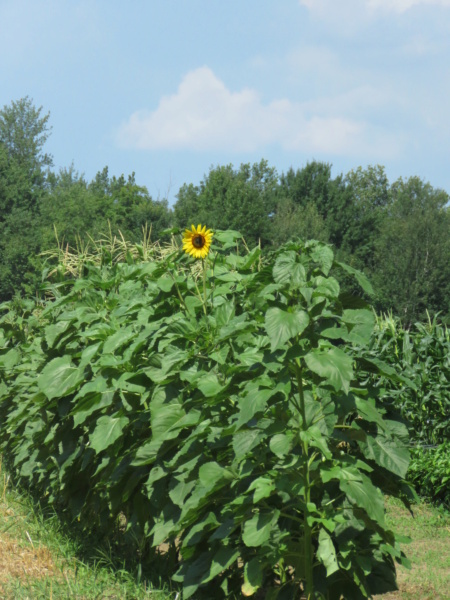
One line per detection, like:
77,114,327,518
117,67,401,159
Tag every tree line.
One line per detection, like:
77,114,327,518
1,97,449,326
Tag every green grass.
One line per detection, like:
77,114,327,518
375,497,450,600
1,459,448,599
0,458,177,599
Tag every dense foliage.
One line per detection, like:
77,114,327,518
368,314,450,446
1,98,449,328
407,444,450,508
0,233,416,599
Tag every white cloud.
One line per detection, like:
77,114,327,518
117,66,402,159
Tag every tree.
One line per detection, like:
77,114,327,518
278,161,351,249
174,160,278,247
0,98,53,300
340,165,391,271
270,198,329,246
40,166,172,250
0,96,52,183
374,176,450,325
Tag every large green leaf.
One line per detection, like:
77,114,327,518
0,348,20,370
360,433,410,478
38,356,85,400
317,529,339,576
242,510,280,547
103,326,136,354
247,477,275,503
269,432,294,458
201,546,240,584
341,309,375,345
196,372,226,397
304,347,354,393
89,415,129,453
235,384,284,429
335,261,374,296
265,307,309,351
339,476,385,526
242,557,264,596
233,429,261,460
309,243,334,276
44,321,72,348
273,252,306,287
72,388,115,427
199,462,233,487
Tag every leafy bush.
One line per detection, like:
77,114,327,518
0,232,415,599
407,444,450,508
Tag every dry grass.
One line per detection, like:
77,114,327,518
0,534,57,582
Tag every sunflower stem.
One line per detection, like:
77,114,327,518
202,258,207,315
294,358,314,599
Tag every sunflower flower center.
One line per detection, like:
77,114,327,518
192,234,205,249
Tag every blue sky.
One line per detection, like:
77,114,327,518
1,0,449,204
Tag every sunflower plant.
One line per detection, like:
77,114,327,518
0,229,414,599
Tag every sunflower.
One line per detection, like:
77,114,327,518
182,224,213,259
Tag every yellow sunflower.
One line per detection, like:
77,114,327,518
182,224,213,259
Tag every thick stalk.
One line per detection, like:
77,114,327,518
295,358,314,599
202,258,207,309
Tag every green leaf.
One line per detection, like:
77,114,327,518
317,529,339,576
184,295,203,314
235,386,276,429
89,415,129,453
335,261,374,296
321,465,362,484
314,276,340,299
265,307,309,351
156,275,174,292
242,558,264,596
103,327,136,354
199,462,234,487
201,546,240,584
269,433,294,458
304,347,353,393
300,426,331,458
339,476,385,525
242,510,280,547
168,479,196,506
342,309,375,345
309,243,334,275
38,356,85,400
354,397,386,429
247,477,275,503
214,229,242,244
360,434,410,478
0,348,20,370
44,321,72,348
196,372,226,397
72,390,115,427
233,430,261,460
273,252,306,287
